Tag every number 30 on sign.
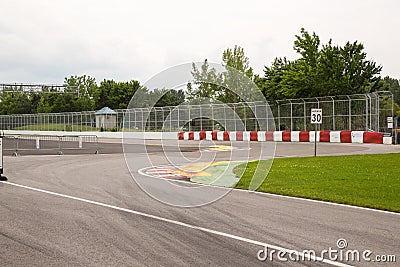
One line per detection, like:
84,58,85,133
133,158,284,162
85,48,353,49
311,109,322,124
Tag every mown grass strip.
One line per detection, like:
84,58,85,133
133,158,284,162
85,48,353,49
233,153,400,212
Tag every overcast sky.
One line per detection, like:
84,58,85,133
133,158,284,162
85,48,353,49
0,0,399,85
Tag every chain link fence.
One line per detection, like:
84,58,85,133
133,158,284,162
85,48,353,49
0,91,394,133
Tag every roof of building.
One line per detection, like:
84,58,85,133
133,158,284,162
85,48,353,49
95,107,117,115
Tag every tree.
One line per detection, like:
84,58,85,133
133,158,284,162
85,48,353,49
222,45,253,78
278,28,321,98
187,59,222,104
36,93,77,113
220,45,256,103
64,75,97,111
338,41,382,94
255,57,291,101
188,46,256,103
374,76,400,116
95,79,141,110
258,28,382,99
153,89,185,107
377,76,400,105
0,88,32,115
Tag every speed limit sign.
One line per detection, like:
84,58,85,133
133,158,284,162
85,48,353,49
311,109,322,124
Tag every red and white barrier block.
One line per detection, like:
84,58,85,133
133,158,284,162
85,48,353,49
178,131,391,144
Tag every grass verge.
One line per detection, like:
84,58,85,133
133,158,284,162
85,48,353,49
13,124,98,131
233,153,400,212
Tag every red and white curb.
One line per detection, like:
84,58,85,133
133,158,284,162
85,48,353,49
178,131,392,144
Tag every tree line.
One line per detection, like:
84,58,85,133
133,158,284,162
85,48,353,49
0,28,399,115
0,76,185,115
188,28,400,115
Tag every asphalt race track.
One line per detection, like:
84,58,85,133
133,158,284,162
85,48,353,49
1,140,399,266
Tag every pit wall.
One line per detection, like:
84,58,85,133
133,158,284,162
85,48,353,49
178,131,392,145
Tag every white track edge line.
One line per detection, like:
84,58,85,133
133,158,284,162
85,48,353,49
1,181,351,267
137,166,400,216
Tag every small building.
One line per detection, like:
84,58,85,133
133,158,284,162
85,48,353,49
95,107,117,129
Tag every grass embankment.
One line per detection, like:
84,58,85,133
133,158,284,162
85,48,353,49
233,154,400,212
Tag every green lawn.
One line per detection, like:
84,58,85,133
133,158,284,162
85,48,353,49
13,124,98,131
233,153,400,212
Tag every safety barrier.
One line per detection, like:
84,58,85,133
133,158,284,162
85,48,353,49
178,131,391,144
3,135,99,156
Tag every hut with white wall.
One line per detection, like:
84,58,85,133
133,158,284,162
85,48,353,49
95,107,117,129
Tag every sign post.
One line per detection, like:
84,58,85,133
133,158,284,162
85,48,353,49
311,109,322,157
0,132,5,181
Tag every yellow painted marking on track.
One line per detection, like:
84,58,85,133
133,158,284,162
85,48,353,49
170,161,239,177
206,145,233,151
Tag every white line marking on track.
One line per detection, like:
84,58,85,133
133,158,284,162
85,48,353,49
138,167,400,216
1,181,351,267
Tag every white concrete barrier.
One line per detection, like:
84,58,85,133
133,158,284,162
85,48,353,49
309,131,320,142
194,132,200,141
291,131,300,142
206,131,213,141
243,132,251,141
229,131,237,141
351,131,364,144
383,137,392,145
257,131,266,142
330,131,341,143
273,131,282,142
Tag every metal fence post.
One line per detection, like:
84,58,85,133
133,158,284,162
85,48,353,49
95,136,99,154
12,137,19,157
36,137,40,149
348,96,352,130
303,100,306,131
395,116,398,145
365,95,369,131
277,104,281,131
331,97,335,131
58,136,63,155
290,101,293,131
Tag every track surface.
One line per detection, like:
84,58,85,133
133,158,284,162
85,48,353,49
1,141,399,266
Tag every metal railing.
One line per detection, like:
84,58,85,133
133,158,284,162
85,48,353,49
3,135,99,155
0,91,394,133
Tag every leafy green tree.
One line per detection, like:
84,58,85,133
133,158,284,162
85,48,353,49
36,93,77,113
258,28,382,99
255,57,291,101
153,89,185,107
220,45,256,103
0,89,32,114
95,79,141,110
187,59,222,104
377,76,400,105
64,75,97,111
29,92,41,113
222,45,253,78
189,46,256,103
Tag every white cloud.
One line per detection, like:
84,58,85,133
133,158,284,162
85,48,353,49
0,0,399,84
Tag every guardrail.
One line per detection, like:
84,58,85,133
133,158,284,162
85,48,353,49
3,134,99,156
